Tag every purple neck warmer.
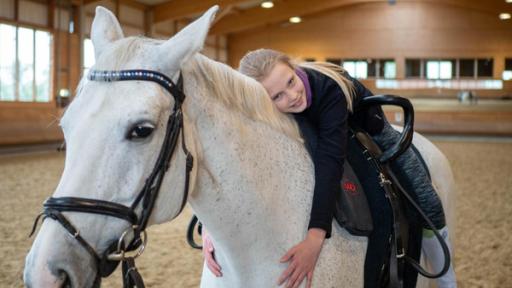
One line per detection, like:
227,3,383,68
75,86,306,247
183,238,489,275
295,67,312,108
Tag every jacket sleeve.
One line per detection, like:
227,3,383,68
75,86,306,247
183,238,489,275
307,82,348,238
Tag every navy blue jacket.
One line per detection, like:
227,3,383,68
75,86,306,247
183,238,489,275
295,68,384,238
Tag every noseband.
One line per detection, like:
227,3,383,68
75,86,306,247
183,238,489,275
30,69,194,288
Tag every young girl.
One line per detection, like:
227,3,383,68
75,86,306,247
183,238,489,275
203,49,456,288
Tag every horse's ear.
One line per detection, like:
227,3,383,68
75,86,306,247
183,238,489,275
157,5,219,72
91,6,124,60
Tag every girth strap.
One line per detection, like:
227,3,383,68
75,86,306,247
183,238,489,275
379,170,408,288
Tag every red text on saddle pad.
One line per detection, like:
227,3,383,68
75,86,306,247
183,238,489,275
343,181,358,195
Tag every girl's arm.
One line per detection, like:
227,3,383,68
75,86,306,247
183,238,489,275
279,78,349,288
202,228,223,277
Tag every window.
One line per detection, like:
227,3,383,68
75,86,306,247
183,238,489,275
504,58,512,80
324,58,392,79
405,59,421,78
459,59,475,77
506,58,512,71
0,24,16,101
477,58,493,77
0,23,51,102
342,59,368,79
379,59,396,79
18,27,34,101
425,60,455,79
35,31,51,101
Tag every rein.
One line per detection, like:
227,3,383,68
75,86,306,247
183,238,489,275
30,69,194,288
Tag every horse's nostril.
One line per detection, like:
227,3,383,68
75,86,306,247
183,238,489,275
58,269,72,288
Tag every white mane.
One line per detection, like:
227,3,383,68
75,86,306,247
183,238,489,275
185,54,302,142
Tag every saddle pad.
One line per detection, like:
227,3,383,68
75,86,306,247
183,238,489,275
334,161,374,236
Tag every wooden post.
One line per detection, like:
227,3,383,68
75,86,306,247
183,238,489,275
144,7,153,37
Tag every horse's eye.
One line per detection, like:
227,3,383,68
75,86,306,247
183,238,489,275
128,123,155,140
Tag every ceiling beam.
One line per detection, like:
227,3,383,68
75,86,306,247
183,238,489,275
153,0,247,23
83,0,146,10
120,0,147,10
83,0,99,4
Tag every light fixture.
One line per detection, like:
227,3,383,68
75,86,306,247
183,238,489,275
289,16,302,24
261,1,274,9
506,0,512,3
499,13,511,20
59,89,70,98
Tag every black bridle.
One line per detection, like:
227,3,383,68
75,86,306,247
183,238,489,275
30,69,194,288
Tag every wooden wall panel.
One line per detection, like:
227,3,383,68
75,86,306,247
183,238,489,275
384,109,512,136
228,2,512,98
0,0,15,19
53,7,71,31
358,79,512,99
19,0,48,26
0,103,64,146
119,4,144,27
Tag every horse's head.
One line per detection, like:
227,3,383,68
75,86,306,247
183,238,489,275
24,6,217,288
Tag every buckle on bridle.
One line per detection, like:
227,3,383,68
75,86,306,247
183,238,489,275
396,248,405,259
107,226,148,261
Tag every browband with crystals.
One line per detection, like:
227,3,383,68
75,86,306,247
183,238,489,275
88,69,185,104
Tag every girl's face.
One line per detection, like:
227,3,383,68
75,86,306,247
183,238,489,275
260,62,307,113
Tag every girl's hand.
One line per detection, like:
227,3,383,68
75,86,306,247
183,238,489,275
277,228,326,288
202,229,223,277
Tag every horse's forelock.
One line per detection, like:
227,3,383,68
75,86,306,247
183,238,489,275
94,36,162,71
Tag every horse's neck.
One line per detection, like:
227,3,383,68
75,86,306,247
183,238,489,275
182,64,314,272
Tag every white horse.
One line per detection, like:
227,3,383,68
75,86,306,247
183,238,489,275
23,6,455,288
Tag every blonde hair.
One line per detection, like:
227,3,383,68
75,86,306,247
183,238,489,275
239,49,355,112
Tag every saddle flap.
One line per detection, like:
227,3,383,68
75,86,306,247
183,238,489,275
334,161,374,236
